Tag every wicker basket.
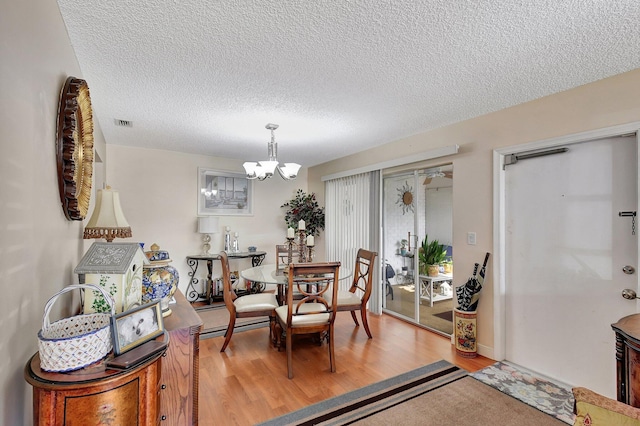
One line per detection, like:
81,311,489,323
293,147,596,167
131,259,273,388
37,284,115,372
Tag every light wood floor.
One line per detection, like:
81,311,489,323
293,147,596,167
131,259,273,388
198,312,495,425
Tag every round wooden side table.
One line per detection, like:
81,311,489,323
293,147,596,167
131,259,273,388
24,340,166,426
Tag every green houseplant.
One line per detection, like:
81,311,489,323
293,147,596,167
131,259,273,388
419,235,447,277
281,189,325,237
399,239,408,255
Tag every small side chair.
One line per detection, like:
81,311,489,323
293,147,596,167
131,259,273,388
327,248,377,339
219,251,279,352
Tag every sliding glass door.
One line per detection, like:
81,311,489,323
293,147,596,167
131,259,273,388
382,166,453,335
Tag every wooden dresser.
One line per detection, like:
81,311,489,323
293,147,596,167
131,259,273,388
612,313,640,407
161,290,203,424
25,290,202,425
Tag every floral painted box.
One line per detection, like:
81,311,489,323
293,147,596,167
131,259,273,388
75,242,148,314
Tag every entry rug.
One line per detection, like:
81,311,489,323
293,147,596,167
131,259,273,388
471,361,575,424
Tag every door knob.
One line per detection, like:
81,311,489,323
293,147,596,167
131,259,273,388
622,289,639,300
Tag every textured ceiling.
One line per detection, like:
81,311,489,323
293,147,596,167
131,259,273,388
56,0,640,167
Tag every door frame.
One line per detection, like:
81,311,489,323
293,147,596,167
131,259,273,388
492,121,640,361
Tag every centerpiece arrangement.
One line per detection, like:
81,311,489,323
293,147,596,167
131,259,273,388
281,190,325,265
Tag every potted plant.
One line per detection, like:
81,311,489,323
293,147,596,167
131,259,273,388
418,235,447,277
399,239,408,256
443,258,453,274
281,189,325,236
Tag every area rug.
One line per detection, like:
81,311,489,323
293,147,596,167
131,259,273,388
258,360,565,426
471,361,575,424
433,310,453,321
195,304,269,339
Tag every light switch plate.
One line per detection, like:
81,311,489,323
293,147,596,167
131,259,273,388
467,232,477,245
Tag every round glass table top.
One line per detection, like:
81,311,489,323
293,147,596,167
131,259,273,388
240,264,352,285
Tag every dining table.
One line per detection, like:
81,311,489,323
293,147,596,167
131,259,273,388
240,263,352,305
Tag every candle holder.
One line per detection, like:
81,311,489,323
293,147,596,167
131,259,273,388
286,237,295,265
307,245,314,262
298,229,307,262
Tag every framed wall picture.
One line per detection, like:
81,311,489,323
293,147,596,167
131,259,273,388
198,167,253,216
111,301,165,356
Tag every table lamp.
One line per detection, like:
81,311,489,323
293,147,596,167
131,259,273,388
83,186,132,242
198,216,219,255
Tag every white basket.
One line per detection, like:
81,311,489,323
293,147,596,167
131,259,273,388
37,284,115,372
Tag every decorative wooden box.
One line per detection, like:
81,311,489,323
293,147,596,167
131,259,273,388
75,242,148,314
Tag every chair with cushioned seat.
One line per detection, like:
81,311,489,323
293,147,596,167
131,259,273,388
326,249,377,339
275,244,306,305
219,251,279,352
274,261,341,379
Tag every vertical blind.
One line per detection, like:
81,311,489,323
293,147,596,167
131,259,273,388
325,171,381,314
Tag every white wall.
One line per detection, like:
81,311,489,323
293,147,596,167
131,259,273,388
1,1,107,424
310,68,640,359
105,145,308,296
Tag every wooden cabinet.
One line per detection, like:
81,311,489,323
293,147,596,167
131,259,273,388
25,349,163,425
25,290,202,425
612,313,640,407
161,290,203,425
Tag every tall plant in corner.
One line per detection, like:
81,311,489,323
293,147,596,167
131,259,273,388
281,189,325,237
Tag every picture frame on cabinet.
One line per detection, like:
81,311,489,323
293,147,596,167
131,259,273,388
197,167,253,216
111,301,164,356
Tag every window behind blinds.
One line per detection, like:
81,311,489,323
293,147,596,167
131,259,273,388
325,171,381,314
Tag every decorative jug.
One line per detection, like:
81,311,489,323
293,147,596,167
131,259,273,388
142,243,179,317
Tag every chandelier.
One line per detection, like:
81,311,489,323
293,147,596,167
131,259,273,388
243,123,301,180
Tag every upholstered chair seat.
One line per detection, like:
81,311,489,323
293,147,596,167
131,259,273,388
275,303,328,327
325,290,360,306
235,293,278,313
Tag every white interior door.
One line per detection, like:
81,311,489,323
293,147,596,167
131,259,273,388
504,135,638,397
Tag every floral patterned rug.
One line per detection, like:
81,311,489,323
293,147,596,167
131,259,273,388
471,361,575,424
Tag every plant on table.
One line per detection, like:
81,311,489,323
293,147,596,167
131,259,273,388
399,239,409,255
418,234,447,277
443,257,453,274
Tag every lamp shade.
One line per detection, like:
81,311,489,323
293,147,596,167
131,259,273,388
198,216,219,234
83,186,132,242
280,163,301,179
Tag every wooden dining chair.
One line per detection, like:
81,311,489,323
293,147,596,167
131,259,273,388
275,244,307,305
219,251,279,352
275,244,289,272
326,249,377,338
274,261,341,379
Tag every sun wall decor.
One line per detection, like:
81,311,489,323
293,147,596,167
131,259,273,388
396,181,414,214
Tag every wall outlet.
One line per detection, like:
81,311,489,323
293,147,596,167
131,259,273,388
467,232,477,245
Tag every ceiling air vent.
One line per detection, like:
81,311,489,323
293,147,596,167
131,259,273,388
114,119,133,127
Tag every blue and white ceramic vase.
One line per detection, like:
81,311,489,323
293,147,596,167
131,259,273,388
142,243,179,317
